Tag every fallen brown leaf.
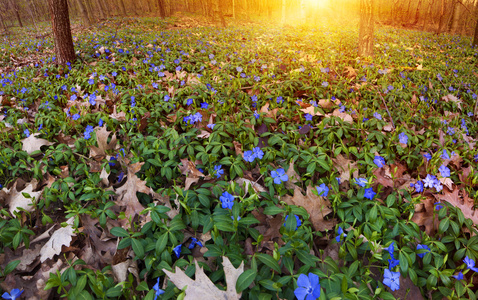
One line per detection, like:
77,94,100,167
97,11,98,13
282,186,336,231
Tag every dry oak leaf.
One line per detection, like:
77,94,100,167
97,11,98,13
344,66,357,78
442,94,462,110
317,99,334,110
435,189,478,225
326,109,353,124
235,178,267,195
163,256,243,300
300,106,323,116
115,162,149,220
411,195,438,236
284,160,301,190
259,102,279,119
282,186,336,231
332,154,358,183
21,133,53,154
40,217,76,263
89,126,117,158
110,105,126,121
7,179,42,215
179,158,205,178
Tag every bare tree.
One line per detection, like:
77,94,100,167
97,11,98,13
75,0,90,24
412,0,423,25
48,0,76,64
474,1,478,46
158,0,166,17
9,0,23,27
358,0,374,57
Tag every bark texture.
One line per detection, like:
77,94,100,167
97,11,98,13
75,0,90,24
474,12,478,46
48,0,76,64
358,0,374,57
157,0,166,17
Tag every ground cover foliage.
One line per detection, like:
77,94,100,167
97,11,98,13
1,14,478,300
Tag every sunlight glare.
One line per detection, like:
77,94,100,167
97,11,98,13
302,0,331,10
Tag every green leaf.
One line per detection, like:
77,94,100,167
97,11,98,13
77,290,93,300
4,260,20,275
156,232,169,254
106,285,123,297
296,249,319,266
131,239,145,258
256,253,281,273
263,206,284,215
236,269,256,292
110,227,130,237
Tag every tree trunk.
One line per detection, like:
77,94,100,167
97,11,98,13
474,14,478,46
9,0,24,27
358,0,374,57
404,0,412,23
390,0,399,24
0,10,7,33
75,0,90,23
48,0,76,64
449,1,463,34
412,0,422,25
437,0,447,33
92,0,105,19
158,0,166,17
30,0,41,20
117,0,127,15
300,0,306,24
281,0,285,24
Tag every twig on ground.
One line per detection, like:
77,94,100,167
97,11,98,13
373,86,395,130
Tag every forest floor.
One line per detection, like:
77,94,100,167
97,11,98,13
0,12,478,300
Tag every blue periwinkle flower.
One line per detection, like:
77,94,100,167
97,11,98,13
1,288,23,300
364,187,376,200
336,226,347,242
214,165,224,178
271,168,288,184
398,132,408,144
284,214,301,231
373,156,386,168
438,165,450,177
152,278,165,300
220,191,234,209
316,184,329,197
294,273,321,300
416,244,431,258
464,256,478,272
355,178,367,187
173,245,182,258
383,269,400,291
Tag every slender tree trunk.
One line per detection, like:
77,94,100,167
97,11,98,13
158,0,166,17
26,3,39,32
437,0,447,33
474,12,478,47
30,0,41,20
75,0,90,24
48,0,76,64
0,10,7,33
412,0,422,25
404,0,412,22
281,0,285,24
9,0,24,27
358,0,374,57
449,1,463,34
117,0,127,15
390,0,399,24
